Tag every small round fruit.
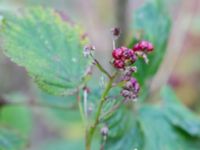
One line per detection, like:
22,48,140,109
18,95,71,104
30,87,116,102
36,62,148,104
112,48,123,59
113,59,125,69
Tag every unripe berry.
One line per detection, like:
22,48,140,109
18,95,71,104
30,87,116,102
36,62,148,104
112,48,123,59
121,89,130,97
130,54,137,63
113,59,125,69
134,82,140,93
125,81,133,89
120,77,140,101
130,77,137,86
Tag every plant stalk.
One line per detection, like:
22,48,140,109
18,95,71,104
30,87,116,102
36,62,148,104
85,75,115,150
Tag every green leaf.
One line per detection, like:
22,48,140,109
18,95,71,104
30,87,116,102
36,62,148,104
161,85,200,137
138,106,200,150
0,127,27,150
1,7,91,96
131,2,171,87
37,139,83,150
36,138,100,150
105,86,200,150
0,106,33,136
38,92,81,124
104,106,143,150
38,90,77,109
105,106,130,138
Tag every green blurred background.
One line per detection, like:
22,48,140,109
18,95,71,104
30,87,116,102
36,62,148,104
0,0,199,149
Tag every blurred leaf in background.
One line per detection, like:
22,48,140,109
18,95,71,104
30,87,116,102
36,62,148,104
0,127,27,150
130,1,171,100
0,106,33,136
104,85,200,150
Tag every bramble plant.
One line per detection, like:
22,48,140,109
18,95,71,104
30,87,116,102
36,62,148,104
1,1,200,150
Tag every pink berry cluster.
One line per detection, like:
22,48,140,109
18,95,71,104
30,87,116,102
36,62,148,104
120,67,140,100
133,40,154,53
112,40,154,69
121,77,140,101
112,40,154,101
112,47,137,69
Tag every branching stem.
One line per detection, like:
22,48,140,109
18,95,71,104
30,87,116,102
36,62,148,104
90,54,112,79
85,73,117,150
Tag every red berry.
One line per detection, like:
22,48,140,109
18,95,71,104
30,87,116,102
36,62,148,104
133,43,140,51
122,48,134,59
112,48,123,59
147,42,154,52
139,40,148,49
113,59,125,69
130,54,137,63
133,40,154,53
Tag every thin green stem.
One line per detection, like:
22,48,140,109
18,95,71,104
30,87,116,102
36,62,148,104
85,73,117,150
77,91,86,127
90,54,111,79
78,99,86,126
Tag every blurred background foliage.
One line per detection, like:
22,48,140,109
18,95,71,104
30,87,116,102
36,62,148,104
0,0,200,149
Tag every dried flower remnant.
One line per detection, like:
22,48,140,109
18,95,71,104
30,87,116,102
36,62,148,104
101,125,109,137
111,27,121,40
83,45,95,57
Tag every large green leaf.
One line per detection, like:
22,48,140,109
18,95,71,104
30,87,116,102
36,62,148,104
131,1,171,90
36,138,100,150
0,127,27,150
104,106,143,150
38,91,82,128
138,106,200,150
104,85,200,150
0,7,91,96
161,86,200,137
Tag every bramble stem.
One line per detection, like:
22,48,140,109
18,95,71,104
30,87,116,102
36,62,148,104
112,39,116,49
78,94,86,127
85,73,116,150
83,89,88,119
90,54,112,79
